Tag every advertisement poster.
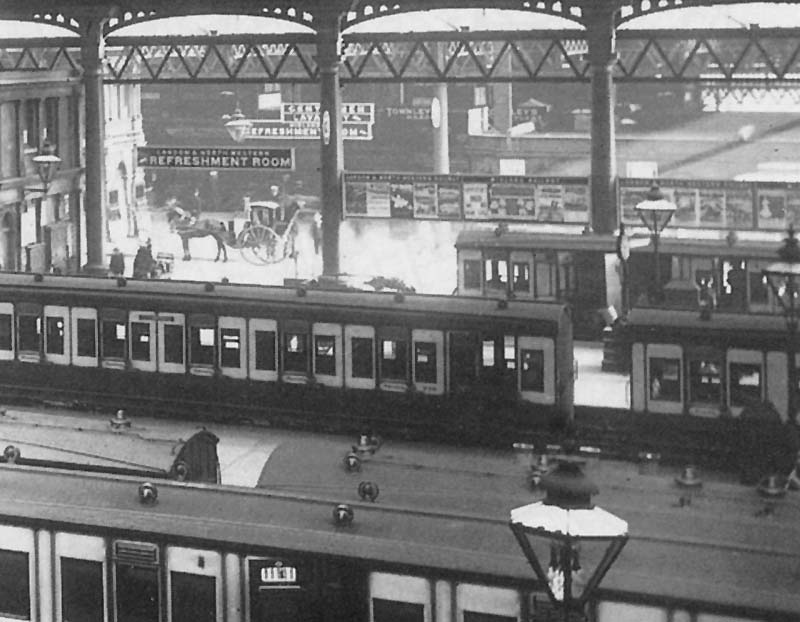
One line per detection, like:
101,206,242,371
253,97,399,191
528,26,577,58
757,188,787,229
366,181,391,218
620,185,648,225
563,183,590,223
786,188,800,226
725,188,755,228
463,182,490,220
698,189,724,226
389,181,414,218
672,188,697,227
489,178,535,218
344,180,368,216
413,183,437,218
437,183,462,219
535,184,565,222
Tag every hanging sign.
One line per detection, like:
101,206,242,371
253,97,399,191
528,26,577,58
137,146,295,170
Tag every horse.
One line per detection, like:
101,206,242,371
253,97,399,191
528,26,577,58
166,208,234,262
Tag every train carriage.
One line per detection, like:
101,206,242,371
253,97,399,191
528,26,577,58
623,308,799,474
0,437,793,622
0,273,573,445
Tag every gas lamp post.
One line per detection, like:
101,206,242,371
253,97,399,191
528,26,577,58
28,142,62,194
223,108,252,143
510,455,628,621
762,226,800,425
634,184,676,303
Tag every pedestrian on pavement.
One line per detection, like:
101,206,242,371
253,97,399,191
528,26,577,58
133,244,154,279
109,247,125,277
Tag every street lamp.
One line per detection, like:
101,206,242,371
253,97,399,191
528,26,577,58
26,142,62,194
634,184,676,303
762,225,800,425
510,455,628,621
223,107,251,143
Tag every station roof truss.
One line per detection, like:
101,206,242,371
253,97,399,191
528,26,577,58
3,27,800,84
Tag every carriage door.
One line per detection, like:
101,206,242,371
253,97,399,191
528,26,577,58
458,249,483,296
510,251,534,299
0,526,36,622
167,547,222,622
247,557,312,622
188,314,215,377
113,541,161,622
55,534,106,622
44,305,70,365
686,346,723,418
312,323,343,387
71,308,98,367
219,316,247,380
158,313,186,374
16,303,42,363
448,331,478,394
0,302,14,361
248,318,278,382
412,329,443,395
129,312,157,372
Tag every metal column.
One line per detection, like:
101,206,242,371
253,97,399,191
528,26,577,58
81,16,108,275
317,14,344,276
432,83,450,174
586,6,618,235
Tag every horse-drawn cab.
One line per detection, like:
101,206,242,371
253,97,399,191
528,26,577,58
238,194,319,265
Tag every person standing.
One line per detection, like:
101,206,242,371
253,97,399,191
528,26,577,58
109,247,125,277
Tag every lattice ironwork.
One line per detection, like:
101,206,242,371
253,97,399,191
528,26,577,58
3,28,800,83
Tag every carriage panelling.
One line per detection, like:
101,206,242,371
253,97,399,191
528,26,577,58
248,318,278,382
188,314,216,377
218,316,247,380
411,329,443,395
166,546,223,622
129,311,157,372
100,308,128,370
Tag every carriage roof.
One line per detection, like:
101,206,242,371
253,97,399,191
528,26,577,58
0,273,568,325
0,410,219,482
455,229,620,252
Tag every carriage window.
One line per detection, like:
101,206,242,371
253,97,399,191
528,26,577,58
521,349,545,391
115,563,159,622
314,335,336,376
729,362,762,407
46,316,65,354
164,324,184,364
61,557,103,622
220,328,241,368
130,322,151,361
171,572,216,622
414,342,437,384
18,316,40,352
380,339,407,381
283,332,308,373
351,337,374,378
649,357,681,401
77,318,97,358
463,260,482,290
482,340,495,367
751,271,769,305
689,359,722,404
0,549,30,618
512,262,530,293
372,598,424,622
485,259,508,290
504,336,516,370
254,330,276,371
102,321,126,359
0,314,11,351
191,327,215,366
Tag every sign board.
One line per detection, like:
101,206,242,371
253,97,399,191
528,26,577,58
137,146,294,170
342,172,589,223
245,120,372,141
